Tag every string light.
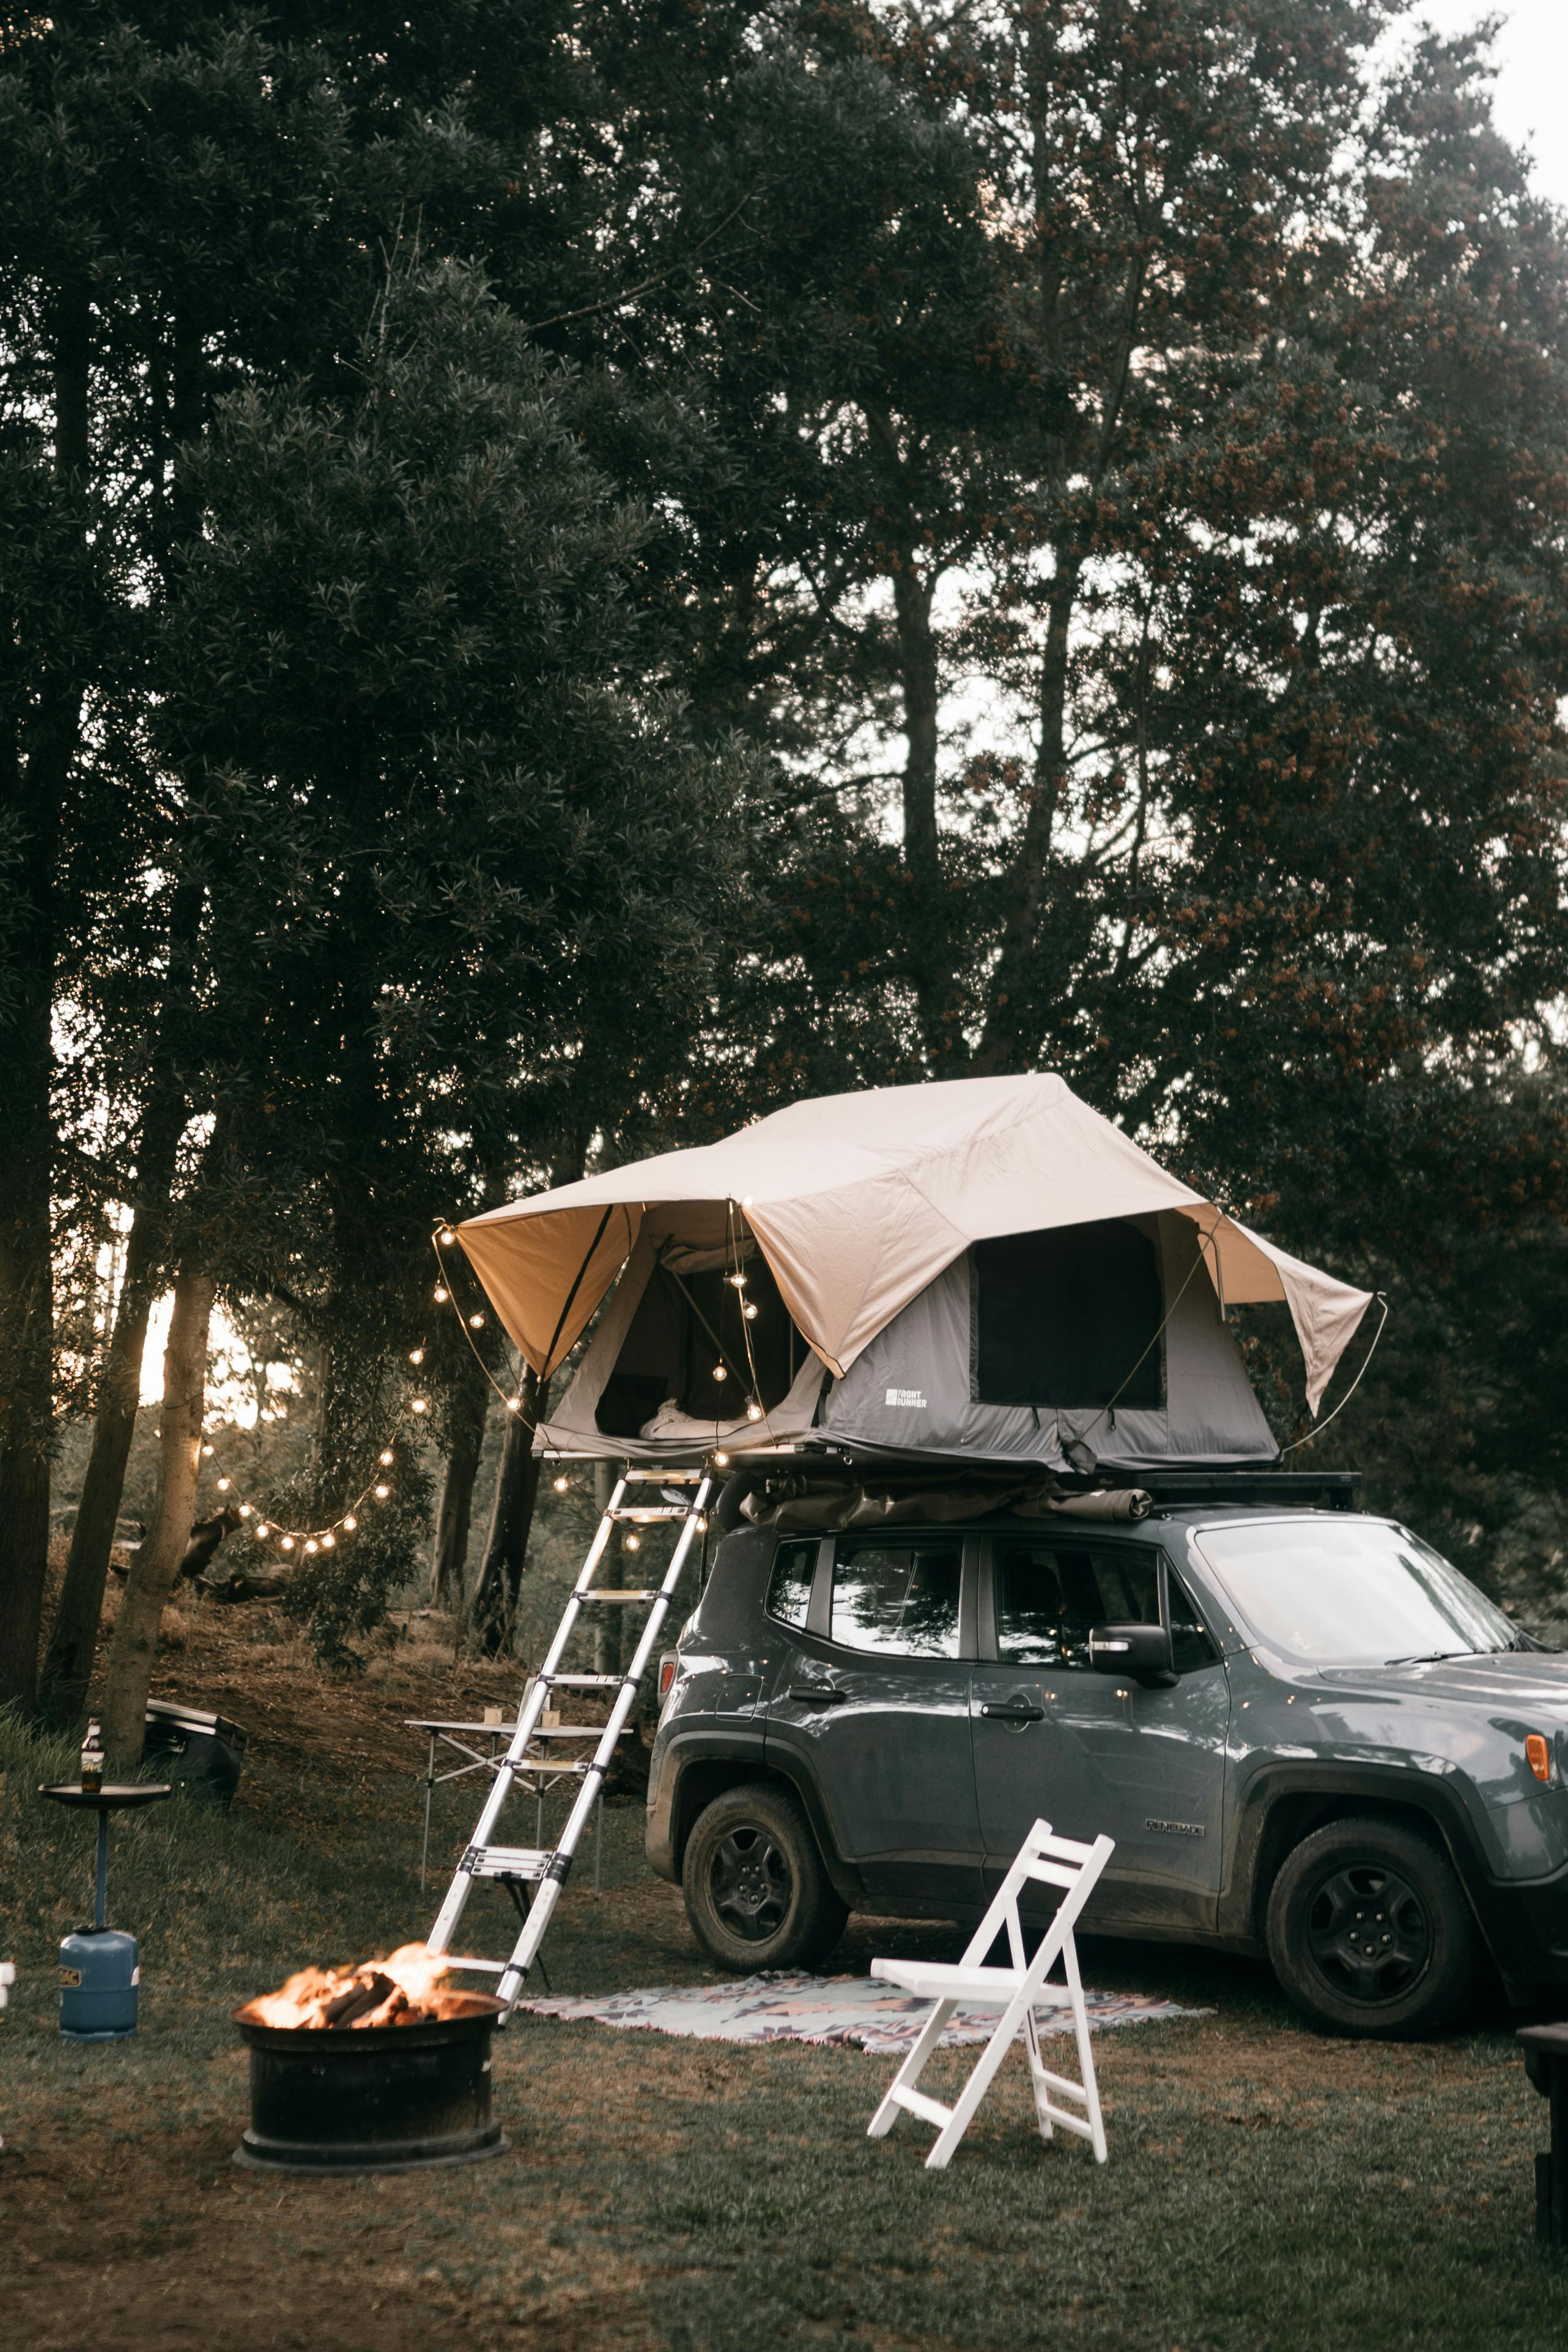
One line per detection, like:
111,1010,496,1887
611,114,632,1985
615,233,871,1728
714,1451,730,1466
343,1514,357,1531
254,1523,269,1539
434,1285,449,1303
216,1477,231,1492
409,1347,424,1366
712,1364,728,1382
304,1539,318,1555
239,1504,252,1518
624,1532,640,1551
744,1302,758,1320
506,1395,521,1411
552,1474,569,1493
281,1535,295,1551
727,1272,747,1289
440,1227,456,1246
374,1482,390,1499
411,1397,428,1415
746,1401,763,1422
201,1443,214,1457
380,1449,395,1466
468,1311,485,1329
321,1532,335,1548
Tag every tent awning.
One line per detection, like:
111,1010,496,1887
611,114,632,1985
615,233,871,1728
457,1074,1372,1415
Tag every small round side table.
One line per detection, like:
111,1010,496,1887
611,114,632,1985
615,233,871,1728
39,1784,173,2040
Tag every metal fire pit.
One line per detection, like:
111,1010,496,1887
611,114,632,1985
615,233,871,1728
231,1992,509,2175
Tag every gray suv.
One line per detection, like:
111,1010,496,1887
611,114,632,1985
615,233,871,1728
647,1500,1568,2036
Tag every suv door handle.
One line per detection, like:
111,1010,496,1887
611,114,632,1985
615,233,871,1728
786,1682,847,1706
980,1702,1045,1723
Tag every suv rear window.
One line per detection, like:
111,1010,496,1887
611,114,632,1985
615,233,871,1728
829,1540,962,1659
764,1539,818,1631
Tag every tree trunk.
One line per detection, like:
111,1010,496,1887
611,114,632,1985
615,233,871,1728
470,1369,545,1657
100,1265,214,1769
429,1353,490,1613
0,276,90,1714
42,900,198,1723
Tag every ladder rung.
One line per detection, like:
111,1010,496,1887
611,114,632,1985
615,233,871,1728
608,1506,693,1522
580,1589,661,1602
621,1470,706,1483
446,1957,507,1973
542,1673,623,1687
891,2085,953,2129
525,1725,627,1739
512,1757,594,1776
465,1846,550,1880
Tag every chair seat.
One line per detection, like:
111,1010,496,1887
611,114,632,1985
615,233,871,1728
871,1958,1069,2005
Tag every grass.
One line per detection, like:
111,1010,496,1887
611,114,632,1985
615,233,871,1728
2,1606,1567,2351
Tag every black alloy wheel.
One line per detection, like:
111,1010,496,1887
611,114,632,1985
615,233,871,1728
1265,1815,1479,2040
681,1783,848,1972
708,1824,793,1944
1302,1858,1430,2006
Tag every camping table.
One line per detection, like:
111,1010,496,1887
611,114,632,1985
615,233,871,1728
405,1718,624,1895
39,1784,174,1929
1520,2022,1568,2244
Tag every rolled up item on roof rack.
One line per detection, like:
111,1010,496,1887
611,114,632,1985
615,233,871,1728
1019,1488,1153,1523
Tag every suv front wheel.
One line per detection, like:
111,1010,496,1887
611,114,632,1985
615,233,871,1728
682,1784,848,1972
1265,1815,1479,2038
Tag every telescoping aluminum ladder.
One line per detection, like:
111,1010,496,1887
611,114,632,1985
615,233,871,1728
426,1466,714,2016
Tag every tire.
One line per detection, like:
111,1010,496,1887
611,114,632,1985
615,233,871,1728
681,1783,848,1973
1265,1814,1479,2040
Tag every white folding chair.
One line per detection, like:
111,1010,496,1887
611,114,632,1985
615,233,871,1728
867,1818,1115,2170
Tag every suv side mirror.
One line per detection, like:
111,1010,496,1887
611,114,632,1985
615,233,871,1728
1089,1622,1178,1688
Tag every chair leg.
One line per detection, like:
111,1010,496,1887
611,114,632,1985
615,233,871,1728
1023,2004,1054,2140
867,1999,956,2139
1062,1936,1108,2164
926,1997,1029,2170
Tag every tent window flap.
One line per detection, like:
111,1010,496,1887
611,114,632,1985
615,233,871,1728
972,1221,1164,1410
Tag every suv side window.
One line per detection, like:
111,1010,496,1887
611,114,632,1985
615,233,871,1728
829,1539,963,1659
994,1542,1159,1669
764,1539,818,1632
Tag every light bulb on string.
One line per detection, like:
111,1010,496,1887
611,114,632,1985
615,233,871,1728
714,1451,730,1467
343,1514,357,1531
281,1535,295,1551
468,1312,485,1329
322,1532,335,1548
434,1285,448,1303
304,1539,318,1555
411,1398,428,1415
374,1483,390,1500
727,1273,747,1290
743,1302,758,1320
201,1442,214,1457
254,1524,268,1540
624,1532,640,1551
746,1401,763,1422
239,1504,252,1518
506,1396,521,1412
380,1450,394,1466
216,1477,231,1492
409,1348,424,1366
552,1474,569,1493
440,1227,456,1245
712,1364,727,1383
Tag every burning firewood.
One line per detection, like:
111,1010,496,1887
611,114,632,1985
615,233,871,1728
245,1945,468,2029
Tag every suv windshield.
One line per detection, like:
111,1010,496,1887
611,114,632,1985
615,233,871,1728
1195,1518,1520,1666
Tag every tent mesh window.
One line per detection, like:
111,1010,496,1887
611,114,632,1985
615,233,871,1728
594,1251,802,1439
971,1219,1164,1410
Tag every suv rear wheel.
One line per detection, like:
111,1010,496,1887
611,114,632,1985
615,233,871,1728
1265,1816,1479,2038
682,1784,848,1972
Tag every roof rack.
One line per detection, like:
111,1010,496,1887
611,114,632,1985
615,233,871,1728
1130,1469,1361,1512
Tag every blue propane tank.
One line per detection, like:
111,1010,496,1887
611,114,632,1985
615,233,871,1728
59,1927,139,2040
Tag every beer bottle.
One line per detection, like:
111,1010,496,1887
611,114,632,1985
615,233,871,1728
80,1717,105,1794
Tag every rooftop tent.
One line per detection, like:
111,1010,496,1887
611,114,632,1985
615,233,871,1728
454,1073,1373,1470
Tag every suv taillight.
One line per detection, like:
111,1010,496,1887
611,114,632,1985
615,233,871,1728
658,1653,677,1701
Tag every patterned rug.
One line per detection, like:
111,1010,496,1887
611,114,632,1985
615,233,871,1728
516,1972,1210,2054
